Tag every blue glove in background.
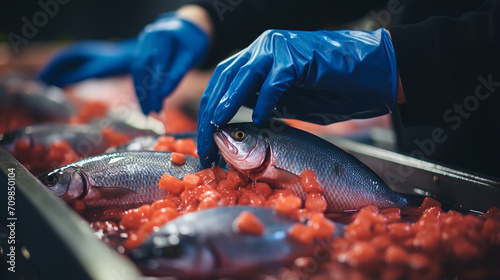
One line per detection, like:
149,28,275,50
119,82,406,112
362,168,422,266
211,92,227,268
39,39,136,88
197,28,397,168
132,12,209,114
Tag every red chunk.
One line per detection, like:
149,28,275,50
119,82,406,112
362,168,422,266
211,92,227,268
174,138,197,157
159,174,185,194
288,223,314,244
308,213,335,239
154,136,176,152
252,182,273,198
387,223,412,239
344,242,377,267
196,169,217,188
234,211,265,235
170,152,186,165
419,197,442,210
300,170,323,194
183,174,201,190
305,193,328,213
102,127,131,147
120,205,151,230
384,245,409,265
220,190,239,206
483,207,500,220
274,196,302,217
151,199,177,212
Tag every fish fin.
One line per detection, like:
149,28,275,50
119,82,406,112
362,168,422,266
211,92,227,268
92,186,137,200
271,165,301,184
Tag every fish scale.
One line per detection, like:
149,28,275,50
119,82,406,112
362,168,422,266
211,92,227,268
270,126,405,211
39,151,203,210
132,206,345,277
215,123,407,212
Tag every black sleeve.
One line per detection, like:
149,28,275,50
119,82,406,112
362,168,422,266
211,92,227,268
388,0,500,127
188,0,386,68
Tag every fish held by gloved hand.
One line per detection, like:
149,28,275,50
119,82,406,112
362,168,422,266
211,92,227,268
214,122,409,212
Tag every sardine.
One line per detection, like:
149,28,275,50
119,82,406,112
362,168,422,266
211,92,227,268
131,206,342,277
38,151,203,210
214,122,408,212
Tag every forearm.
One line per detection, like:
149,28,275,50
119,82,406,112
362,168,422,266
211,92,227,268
388,0,499,126
177,5,214,43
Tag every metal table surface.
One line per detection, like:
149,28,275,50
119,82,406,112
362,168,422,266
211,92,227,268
0,135,499,279
0,148,141,280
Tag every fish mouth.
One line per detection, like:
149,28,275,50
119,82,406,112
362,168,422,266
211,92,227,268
213,130,268,173
214,130,235,154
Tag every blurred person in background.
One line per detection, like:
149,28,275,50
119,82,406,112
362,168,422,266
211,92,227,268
37,0,499,176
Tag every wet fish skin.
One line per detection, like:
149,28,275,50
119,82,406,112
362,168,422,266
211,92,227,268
0,122,159,157
38,151,203,210
131,206,342,277
214,122,408,212
0,80,75,122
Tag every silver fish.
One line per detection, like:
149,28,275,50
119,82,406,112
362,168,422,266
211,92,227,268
0,77,75,123
0,122,159,157
131,206,343,277
214,122,408,212
38,151,203,210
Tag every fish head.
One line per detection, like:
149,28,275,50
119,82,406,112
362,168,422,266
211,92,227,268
38,166,87,202
213,123,269,174
131,232,217,277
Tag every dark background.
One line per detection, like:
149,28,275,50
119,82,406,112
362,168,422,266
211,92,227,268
1,0,185,42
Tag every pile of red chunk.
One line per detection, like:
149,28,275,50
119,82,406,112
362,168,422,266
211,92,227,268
329,202,500,279
89,153,500,279
118,166,334,250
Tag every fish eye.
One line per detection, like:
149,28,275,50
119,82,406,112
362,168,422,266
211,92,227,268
44,174,59,186
233,130,246,141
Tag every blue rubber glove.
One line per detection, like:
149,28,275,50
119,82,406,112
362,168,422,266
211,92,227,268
131,12,209,114
39,39,136,88
197,28,397,167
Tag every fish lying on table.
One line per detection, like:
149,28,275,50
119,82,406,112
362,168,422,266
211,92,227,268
0,122,159,157
0,79,75,124
38,151,203,211
214,122,410,212
131,206,344,278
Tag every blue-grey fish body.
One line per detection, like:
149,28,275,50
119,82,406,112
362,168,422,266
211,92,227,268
0,122,159,157
38,151,203,210
214,122,408,212
131,206,342,277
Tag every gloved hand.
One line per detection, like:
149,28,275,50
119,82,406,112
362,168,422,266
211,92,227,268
131,12,209,114
39,12,209,115
197,28,397,167
39,39,136,88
